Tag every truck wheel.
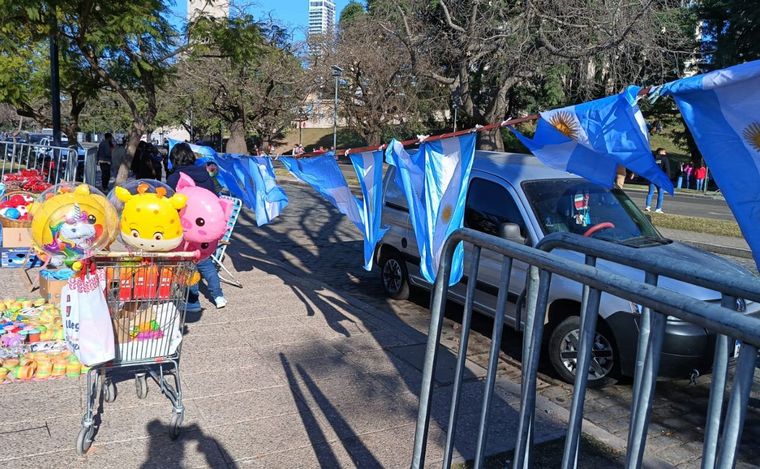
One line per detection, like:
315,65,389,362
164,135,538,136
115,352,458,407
548,316,618,388
380,251,410,300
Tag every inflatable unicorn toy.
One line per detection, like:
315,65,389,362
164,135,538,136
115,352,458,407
175,173,232,243
115,183,187,251
43,204,97,259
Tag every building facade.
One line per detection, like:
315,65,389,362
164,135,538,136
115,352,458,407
308,0,336,36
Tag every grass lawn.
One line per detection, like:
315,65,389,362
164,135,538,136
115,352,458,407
650,212,742,238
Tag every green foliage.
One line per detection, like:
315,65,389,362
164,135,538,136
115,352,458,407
340,1,367,26
700,0,760,69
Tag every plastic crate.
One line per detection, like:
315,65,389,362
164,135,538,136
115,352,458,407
1,248,41,268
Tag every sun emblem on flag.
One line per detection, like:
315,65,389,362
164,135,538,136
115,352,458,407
548,112,580,140
441,204,453,223
743,122,760,152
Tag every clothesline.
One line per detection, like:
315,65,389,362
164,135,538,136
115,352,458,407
288,87,651,159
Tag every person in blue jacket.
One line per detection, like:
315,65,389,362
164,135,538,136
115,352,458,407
168,143,226,311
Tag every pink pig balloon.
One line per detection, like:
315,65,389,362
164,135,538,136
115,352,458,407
175,173,233,243
177,239,219,261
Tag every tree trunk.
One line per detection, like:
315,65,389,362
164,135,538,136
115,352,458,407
117,122,144,185
478,128,505,151
226,118,247,154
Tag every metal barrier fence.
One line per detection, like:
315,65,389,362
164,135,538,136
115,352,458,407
411,228,760,469
0,139,95,186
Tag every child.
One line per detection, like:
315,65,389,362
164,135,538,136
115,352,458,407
168,143,227,311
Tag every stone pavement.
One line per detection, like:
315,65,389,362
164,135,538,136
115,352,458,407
224,183,760,468
0,240,569,467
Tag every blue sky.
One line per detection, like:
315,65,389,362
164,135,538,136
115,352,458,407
170,1,354,41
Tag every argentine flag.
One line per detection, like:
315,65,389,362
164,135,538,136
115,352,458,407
349,150,389,271
385,134,476,285
659,59,760,267
247,156,288,226
280,153,365,231
512,86,673,192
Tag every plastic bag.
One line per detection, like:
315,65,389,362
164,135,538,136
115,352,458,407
61,270,115,366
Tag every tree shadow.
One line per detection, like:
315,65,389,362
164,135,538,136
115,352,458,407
214,183,557,464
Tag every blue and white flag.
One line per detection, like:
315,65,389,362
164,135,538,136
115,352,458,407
349,150,388,271
511,118,618,187
512,86,673,192
246,156,288,226
385,134,476,285
280,153,364,231
659,59,760,267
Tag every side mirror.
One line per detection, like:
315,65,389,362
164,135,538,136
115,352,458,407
498,222,527,245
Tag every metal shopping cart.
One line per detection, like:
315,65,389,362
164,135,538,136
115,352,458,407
76,252,197,455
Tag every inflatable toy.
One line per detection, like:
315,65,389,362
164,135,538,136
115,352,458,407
115,183,187,251
175,173,232,243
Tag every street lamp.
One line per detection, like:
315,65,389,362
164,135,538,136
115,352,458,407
296,108,309,145
452,87,461,132
331,65,343,152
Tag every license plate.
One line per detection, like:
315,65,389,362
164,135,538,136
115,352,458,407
734,340,741,358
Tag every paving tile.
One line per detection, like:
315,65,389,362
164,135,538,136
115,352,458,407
182,363,283,398
193,385,305,427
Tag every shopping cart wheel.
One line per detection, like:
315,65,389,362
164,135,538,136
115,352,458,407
170,411,184,440
76,425,94,455
103,380,117,403
135,374,148,399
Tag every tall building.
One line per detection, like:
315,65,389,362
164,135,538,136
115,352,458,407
187,0,229,21
308,0,336,37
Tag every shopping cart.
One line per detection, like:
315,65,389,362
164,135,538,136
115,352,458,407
76,252,197,455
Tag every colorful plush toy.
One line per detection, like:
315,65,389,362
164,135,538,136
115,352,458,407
115,183,187,251
175,173,232,243
29,184,118,268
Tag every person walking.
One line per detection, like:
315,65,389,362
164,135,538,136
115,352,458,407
167,143,226,311
615,165,627,189
645,148,671,213
683,162,693,189
130,141,157,179
695,164,707,191
96,133,113,192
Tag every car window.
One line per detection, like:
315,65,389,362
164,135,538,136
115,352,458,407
522,179,662,243
465,178,526,237
383,165,409,211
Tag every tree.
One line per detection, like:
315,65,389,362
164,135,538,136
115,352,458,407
378,0,695,150
321,14,445,145
174,15,310,153
0,4,100,139
55,0,184,183
700,0,760,69
340,1,367,26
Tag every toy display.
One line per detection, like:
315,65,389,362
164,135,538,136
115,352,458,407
115,183,187,252
178,239,219,261
0,297,88,384
107,179,174,213
29,183,119,269
0,192,35,224
2,169,53,193
175,173,233,243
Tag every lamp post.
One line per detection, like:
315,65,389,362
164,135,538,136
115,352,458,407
296,108,309,145
331,65,343,152
452,87,461,132
49,7,61,146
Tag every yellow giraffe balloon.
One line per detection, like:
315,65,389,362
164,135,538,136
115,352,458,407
115,183,187,251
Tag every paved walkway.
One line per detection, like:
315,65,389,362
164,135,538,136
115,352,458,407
0,251,568,467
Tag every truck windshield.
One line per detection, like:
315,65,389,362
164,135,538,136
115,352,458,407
522,179,664,245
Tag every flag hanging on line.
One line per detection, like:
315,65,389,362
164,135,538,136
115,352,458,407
658,59,760,268
349,150,388,271
246,156,288,226
279,153,365,231
385,133,476,285
214,154,288,226
511,86,672,192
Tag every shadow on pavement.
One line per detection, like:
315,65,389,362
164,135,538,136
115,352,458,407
142,420,238,468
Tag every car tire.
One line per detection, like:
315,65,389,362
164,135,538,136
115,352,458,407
548,316,619,388
380,251,411,300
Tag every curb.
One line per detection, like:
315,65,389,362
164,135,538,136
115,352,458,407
679,240,753,259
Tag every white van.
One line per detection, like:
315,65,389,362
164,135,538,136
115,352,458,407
376,152,756,386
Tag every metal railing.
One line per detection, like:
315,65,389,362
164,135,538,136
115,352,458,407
411,228,760,469
0,139,94,186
